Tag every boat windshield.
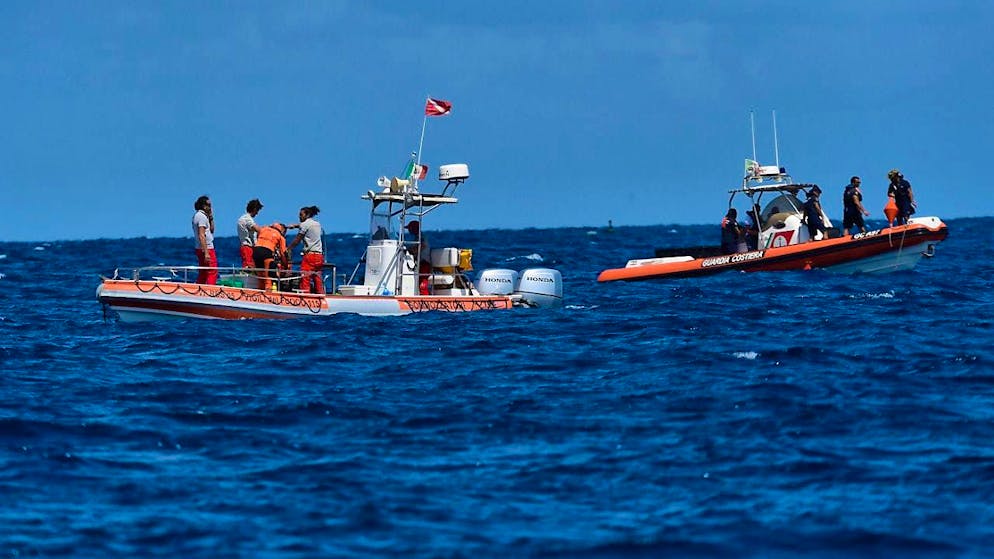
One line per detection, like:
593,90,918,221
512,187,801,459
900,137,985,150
369,209,396,241
760,193,803,223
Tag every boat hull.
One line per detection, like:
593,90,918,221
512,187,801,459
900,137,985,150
97,280,514,322
597,219,948,282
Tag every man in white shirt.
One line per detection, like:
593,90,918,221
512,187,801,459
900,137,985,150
192,195,217,284
237,199,263,268
287,206,325,294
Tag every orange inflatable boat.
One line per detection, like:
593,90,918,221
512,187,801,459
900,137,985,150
598,163,948,282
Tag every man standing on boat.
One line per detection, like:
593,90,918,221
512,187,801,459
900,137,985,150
842,177,871,235
192,195,217,285
744,203,762,250
287,206,325,294
253,222,288,291
802,186,827,242
721,208,743,254
887,169,917,225
237,199,264,269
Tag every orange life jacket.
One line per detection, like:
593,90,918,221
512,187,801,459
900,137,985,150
256,226,286,253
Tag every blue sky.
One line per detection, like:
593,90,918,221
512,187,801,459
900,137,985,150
2,1,992,242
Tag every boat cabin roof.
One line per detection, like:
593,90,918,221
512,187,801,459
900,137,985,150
730,181,819,195
362,191,459,209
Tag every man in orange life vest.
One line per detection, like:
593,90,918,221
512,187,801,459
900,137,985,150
720,208,743,254
253,223,288,290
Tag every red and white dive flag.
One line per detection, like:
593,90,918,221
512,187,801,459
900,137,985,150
425,98,452,117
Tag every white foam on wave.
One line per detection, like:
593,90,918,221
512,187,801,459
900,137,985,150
734,351,759,360
0,273,5,280
586,230,598,236
34,246,45,251
565,304,598,310
504,253,544,263
0,254,6,259
850,291,895,300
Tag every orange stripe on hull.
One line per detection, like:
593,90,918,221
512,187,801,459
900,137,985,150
98,280,328,319
98,280,515,319
99,280,328,312
397,296,514,312
598,222,948,282
107,298,300,320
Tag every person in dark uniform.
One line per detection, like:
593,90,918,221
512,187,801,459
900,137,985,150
802,186,827,242
744,203,762,250
886,169,917,225
721,208,743,254
842,176,871,235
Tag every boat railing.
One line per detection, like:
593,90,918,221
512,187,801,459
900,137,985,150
347,247,367,286
107,265,338,293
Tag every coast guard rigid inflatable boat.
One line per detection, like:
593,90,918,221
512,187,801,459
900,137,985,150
597,162,948,282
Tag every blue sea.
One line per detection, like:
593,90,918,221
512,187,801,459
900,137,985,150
2,218,993,558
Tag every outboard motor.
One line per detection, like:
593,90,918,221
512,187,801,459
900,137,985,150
476,269,519,296
515,268,563,308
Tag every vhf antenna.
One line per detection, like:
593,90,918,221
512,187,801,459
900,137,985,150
750,110,757,163
772,109,780,168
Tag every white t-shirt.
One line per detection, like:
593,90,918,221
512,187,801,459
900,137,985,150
298,218,323,254
237,213,257,246
192,210,214,249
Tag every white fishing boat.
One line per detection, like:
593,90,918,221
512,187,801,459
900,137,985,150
97,100,563,321
97,164,563,321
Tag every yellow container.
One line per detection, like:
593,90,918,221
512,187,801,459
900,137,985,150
459,249,473,271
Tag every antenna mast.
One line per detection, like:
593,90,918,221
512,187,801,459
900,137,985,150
415,95,432,191
772,109,780,168
750,110,757,163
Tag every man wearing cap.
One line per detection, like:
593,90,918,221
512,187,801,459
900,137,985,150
886,169,917,225
842,176,871,235
803,186,827,242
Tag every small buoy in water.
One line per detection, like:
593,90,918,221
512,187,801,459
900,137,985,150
884,198,899,226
